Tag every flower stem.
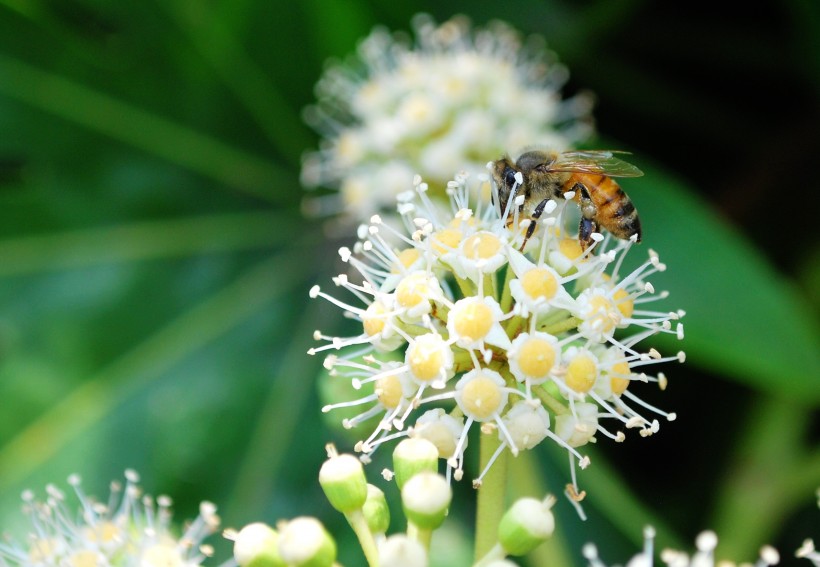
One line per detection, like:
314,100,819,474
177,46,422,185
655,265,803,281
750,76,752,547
540,315,581,335
499,265,515,313
407,521,433,550
474,430,508,561
472,543,506,567
455,273,476,297
533,384,570,416
345,509,379,567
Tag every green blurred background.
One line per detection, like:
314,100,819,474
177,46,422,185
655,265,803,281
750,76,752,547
0,0,817,565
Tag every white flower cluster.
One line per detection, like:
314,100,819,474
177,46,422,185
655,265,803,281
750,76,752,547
0,471,220,567
301,14,593,220
309,171,684,500
584,527,780,567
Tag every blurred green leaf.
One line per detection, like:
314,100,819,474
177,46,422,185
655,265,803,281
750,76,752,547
162,0,313,164
0,211,296,275
301,0,375,59
627,159,820,400
0,249,312,493
0,52,287,201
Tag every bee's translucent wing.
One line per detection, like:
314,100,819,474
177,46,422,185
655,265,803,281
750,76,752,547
546,150,644,177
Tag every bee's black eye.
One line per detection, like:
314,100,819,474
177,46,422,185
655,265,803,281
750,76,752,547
504,167,517,187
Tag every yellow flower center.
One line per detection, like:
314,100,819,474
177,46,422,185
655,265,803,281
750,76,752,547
68,551,101,567
520,267,558,301
462,232,501,260
141,544,184,567
376,374,404,409
431,228,463,255
587,295,619,334
399,94,435,123
613,288,634,318
610,360,631,395
82,521,120,546
336,132,364,166
460,373,504,420
559,238,584,260
418,424,457,458
452,300,493,342
407,336,448,382
517,337,556,378
29,539,57,563
362,301,387,336
393,248,421,273
341,177,368,207
396,273,431,309
358,81,384,106
566,355,598,393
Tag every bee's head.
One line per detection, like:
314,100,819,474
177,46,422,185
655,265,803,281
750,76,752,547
490,156,521,215
515,149,556,174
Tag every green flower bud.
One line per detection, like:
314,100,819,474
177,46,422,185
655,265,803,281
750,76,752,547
401,471,451,530
277,517,336,567
362,483,390,534
232,523,285,567
378,534,428,567
393,438,439,490
319,451,367,513
498,496,555,556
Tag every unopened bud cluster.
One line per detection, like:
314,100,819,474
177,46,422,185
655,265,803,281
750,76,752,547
231,518,336,567
310,171,685,497
234,443,556,567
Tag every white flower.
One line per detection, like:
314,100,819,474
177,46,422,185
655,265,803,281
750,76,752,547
410,408,467,461
310,171,684,502
0,471,219,567
508,332,560,388
447,295,512,351
302,14,593,221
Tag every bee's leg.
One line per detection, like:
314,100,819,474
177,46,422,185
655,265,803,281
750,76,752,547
519,198,550,251
578,217,598,250
573,183,598,250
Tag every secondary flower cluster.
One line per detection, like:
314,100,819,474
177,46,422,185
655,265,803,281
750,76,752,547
301,14,593,220
310,170,684,500
0,471,220,567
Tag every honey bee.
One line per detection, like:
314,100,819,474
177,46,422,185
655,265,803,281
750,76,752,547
490,149,644,250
